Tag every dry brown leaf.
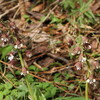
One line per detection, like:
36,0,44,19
97,43,100,52
25,1,31,9
91,39,98,50
31,4,44,12
91,2,100,13
80,25,93,29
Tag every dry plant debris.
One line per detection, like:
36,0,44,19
0,0,100,100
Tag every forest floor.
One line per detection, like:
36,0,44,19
0,0,100,100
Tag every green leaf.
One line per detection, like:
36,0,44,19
18,92,26,98
40,16,46,22
42,82,50,89
23,14,30,19
0,45,13,59
6,74,14,79
0,91,3,100
11,89,18,98
17,83,28,93
45,85,57,98
68,84,75,90
3,89,10,95
28,65,37,71
92,53,100,57
15,70,21,75
26,74,34,82
60,0,75,10
0,84,4,90
51,87,57,97
75,35,83,45
5,83,13,89
54,96,86,100
36,89,46,100
5,95,13,100
50,15,62,24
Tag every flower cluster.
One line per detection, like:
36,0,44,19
14,43,24,49
20,67,29,76
86,78,96,84
8,54,14,61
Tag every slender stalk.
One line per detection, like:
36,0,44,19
18,0,26,21
85,59,91,100
25,76,36,100
18,51,24,68
85,81,88,100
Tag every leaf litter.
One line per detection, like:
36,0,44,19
0,0,100,100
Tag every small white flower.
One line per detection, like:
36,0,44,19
27,71,29,74
71,53,74,56
1,38,4,41
88,45,91,49
76,66,81,70
96,66,99,69
77,51,81,54
81,57,86,62
20,72,24,76
14,45,18,49
1,38,8,42
20,44,23,48
85,41,88,43
86,79,96,84
4,38,8,42
86,79,90,83
14,44,23,49
8,54,14,61
0,30,2,33
20,71,29,76
93,79,96,82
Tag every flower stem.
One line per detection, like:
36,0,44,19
18,50,24,68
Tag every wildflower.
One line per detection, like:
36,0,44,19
1,38,8,42
21,67,29,76
74,62,82,70
20,44,23,48
81,57,86,63
82,36,89,44
79,54,86,63
86,79,90,83
25,50,32,58
14,43,24,49
20,71,29,76
0,30,2,33
89,59,99,69
8,54,14,61
72,46,81,55
1,38,4,41
86,78,96,84
63,35,74,46
88,45,91,49
14,45,18,49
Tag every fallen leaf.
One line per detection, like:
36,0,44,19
31,4,44,12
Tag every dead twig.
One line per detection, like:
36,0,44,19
0,0,16,6
47,53,69,64
33,62,44,71
0,71,16,88
0,4,19,19
18,0,26,21
32,5,58,31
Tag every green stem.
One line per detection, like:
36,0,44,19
85,81,88,100
18,50,24,68
85,59,91,100
25,76,35,100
